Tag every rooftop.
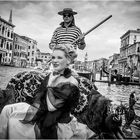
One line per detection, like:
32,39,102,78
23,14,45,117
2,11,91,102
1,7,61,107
0,16,15,27
120,29,140,39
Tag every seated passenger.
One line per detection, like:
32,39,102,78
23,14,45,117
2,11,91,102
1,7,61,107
0,44,94,139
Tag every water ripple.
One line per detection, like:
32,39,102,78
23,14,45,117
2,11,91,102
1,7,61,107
95,82,140,105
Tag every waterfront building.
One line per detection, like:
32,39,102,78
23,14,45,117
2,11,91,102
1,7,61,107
36,49,51,69
13,33,28,67
74,53,92,72
0,10,15,65
96,58,108,71
74,57,108,73
108,53,120,71
74,61,82,71
21,36,37,67
118,29,140,75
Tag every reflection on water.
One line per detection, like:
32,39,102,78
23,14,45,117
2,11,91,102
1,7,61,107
95,82,140,106
0,67,140,107
95,73,140,106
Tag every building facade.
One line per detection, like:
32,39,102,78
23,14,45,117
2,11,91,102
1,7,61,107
36,50,51,69
13,33,28,67
0,11,15,65
108,53,120,71
21,36,37,67
118,29,140,75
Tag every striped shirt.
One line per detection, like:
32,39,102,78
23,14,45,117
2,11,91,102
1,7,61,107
50,25,82,49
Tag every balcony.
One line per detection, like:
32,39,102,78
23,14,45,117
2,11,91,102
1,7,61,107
118,57,127,63
127,42,140,56
0,47,7,53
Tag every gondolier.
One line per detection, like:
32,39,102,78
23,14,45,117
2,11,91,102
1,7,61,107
49,8,86,54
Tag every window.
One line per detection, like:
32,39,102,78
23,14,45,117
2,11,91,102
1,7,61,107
6,43,9,50
137,47,140,52
126,37,129,45
2,26,4,35
134,35,137,43
32,58,34,62
28,46,30,49
0,24,1,31
7,30,10,37
11,32,13,38
15,44,17,49
1,39,4,48
10,44,12,50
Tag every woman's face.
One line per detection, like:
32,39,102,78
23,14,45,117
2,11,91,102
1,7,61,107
52,49,69,72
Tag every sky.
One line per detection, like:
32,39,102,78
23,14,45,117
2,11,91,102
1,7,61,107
0,0,140,61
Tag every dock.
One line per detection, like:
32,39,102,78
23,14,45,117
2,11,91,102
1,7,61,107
95,80,140,86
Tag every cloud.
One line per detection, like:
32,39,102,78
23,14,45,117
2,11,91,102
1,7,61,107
0,0,140,61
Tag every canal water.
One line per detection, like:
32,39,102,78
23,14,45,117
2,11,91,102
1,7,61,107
0,66,33,89
95,73,140,106
1,66,140,138
0,66,140,107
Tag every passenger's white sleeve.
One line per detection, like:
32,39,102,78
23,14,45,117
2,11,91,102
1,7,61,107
0,103,35,139
0,104,14,139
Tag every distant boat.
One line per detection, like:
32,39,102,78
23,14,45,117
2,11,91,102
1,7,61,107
33,66,43,71
77,70,93,81
97,67,140,85
95,79,140,86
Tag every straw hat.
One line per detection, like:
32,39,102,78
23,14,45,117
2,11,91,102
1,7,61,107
58,8,77,15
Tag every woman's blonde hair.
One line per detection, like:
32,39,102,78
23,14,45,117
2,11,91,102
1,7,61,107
53,44,77,63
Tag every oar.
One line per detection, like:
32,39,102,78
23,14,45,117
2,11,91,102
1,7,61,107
72,15,112,44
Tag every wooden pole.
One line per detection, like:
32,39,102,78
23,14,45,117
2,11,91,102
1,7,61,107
72,15,112,44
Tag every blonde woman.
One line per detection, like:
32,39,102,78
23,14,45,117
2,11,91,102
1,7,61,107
0,44,94,139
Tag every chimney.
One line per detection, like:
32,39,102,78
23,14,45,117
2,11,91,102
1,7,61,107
9,10,12,23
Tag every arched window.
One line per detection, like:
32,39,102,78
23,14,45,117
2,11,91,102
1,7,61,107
7,30,10,37
15,44,17,49
1,39,4,48
10,44,12,50
2,26,5,35
6,43,9,50
137,47,140,52
11,32,13,38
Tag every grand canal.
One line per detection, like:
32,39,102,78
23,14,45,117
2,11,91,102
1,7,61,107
1,65,140,134
0,66,33,89
0,66,140,107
